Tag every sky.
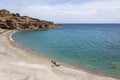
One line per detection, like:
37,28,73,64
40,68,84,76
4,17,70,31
0,0,120,23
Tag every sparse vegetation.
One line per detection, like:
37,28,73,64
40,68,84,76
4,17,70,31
0,9,58,30
12,13,20,17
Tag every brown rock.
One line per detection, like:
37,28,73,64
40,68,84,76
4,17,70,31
0,9,59,30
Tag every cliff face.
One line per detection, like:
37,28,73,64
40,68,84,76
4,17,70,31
0,9,58,30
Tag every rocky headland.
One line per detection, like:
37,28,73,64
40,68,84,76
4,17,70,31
0,9,58,30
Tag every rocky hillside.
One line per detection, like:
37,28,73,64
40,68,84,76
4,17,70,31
0,9,58,30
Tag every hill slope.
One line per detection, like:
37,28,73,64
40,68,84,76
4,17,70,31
0,9,58,30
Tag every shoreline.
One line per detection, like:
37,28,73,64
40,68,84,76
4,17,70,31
0,30,119,80
11,30,120,79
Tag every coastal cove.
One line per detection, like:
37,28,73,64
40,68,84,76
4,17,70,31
12,24,120,79
0,0,120,79
0,27,119,80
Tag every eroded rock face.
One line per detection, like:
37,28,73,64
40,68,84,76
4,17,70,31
0,9,58,30
0,22,8,29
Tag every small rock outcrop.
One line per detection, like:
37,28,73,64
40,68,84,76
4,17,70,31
0,9,58,30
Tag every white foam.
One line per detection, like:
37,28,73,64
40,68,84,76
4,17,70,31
9,36,13,41
9,31,16,42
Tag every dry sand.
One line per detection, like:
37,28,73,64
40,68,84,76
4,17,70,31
0,30,119,80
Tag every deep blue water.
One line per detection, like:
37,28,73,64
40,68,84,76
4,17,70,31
13,24,120,78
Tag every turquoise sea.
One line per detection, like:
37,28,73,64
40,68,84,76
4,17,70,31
13,24,120,78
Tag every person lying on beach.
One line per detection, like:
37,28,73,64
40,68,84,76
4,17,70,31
51,60,60,67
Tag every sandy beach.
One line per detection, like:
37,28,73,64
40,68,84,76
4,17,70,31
0,30,119,80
